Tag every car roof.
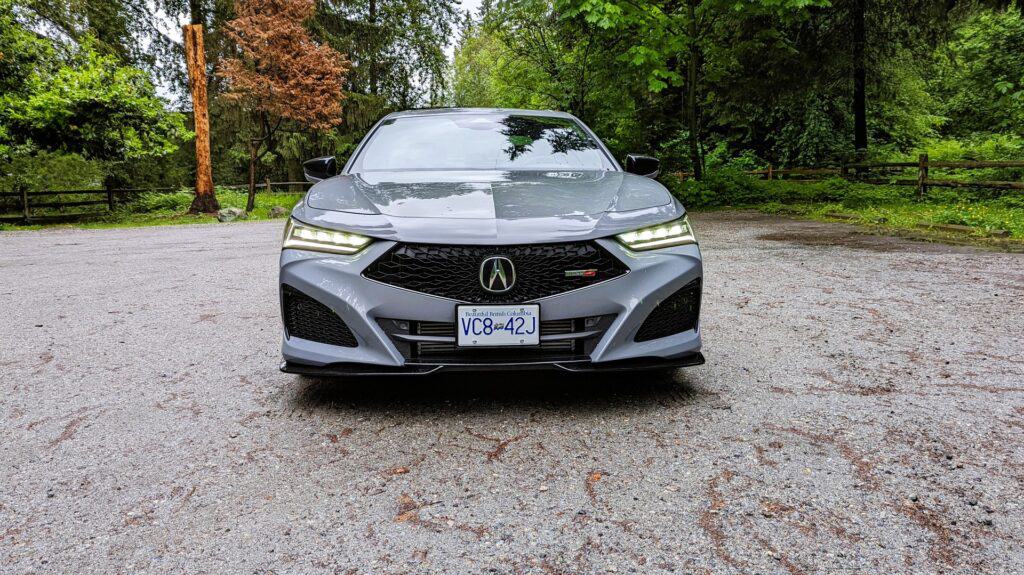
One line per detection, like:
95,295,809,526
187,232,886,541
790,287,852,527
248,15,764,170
383,107,576,120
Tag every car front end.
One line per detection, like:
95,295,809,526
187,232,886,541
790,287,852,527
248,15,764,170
278,109,703,375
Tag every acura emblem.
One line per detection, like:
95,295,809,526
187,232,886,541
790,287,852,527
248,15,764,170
480,256,515,293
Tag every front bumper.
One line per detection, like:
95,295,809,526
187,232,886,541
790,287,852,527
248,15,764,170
279,239,702,373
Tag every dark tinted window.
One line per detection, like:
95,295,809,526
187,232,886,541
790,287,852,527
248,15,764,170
353,114,613,171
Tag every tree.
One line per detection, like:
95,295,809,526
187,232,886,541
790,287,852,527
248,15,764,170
559,0,829,178
0,0,187,164
936,7,1024,137
219,0,350,211
314,0,458,107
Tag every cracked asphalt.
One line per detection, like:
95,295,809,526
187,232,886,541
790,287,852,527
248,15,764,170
2,211,1023,574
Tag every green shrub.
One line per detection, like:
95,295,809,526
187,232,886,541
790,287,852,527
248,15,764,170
126,190,193,213
664,171,917,209
995,194,1024,209
664,168,770,208
841,186,910,209
0,151,104,192
928,203,1021,235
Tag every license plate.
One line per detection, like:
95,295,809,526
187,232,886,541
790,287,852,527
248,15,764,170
456,304,540,347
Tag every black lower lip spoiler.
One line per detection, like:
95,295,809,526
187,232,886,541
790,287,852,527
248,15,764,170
280,353,704,377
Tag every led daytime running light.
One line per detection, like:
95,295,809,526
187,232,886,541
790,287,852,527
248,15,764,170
616,216,696,250
282,219,372,254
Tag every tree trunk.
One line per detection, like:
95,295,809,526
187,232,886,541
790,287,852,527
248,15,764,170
852,0,867,157
184,24,220,214
686,0,702,180
247,139,258,213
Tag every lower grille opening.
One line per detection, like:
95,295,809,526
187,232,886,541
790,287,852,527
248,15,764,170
634,278,702,342
378,316,614,364
282,284,358,348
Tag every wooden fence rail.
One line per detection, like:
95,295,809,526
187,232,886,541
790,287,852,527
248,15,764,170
0,181,314,224
678,155,1024,198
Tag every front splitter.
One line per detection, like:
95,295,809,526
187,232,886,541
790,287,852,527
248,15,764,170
280,352,704,377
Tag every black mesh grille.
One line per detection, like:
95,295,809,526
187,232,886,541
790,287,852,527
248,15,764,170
634,278,702,342
282,285,358,347
413,319,577,358
376,315,616,365
363,242,628,303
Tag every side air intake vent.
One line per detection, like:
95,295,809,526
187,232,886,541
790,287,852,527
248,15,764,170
282,285,358,347
634,278,701,342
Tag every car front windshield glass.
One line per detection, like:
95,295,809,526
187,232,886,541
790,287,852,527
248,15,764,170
353,114,614,171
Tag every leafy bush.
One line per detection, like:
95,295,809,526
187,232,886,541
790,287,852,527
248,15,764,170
664,168,769,208
929,204,1021,236
127,190,194,213
664,171,908,209
840,186,910,209
0,151,104,192
995,195,1024,210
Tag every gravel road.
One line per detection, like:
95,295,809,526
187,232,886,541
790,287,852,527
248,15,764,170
2,212,1022,574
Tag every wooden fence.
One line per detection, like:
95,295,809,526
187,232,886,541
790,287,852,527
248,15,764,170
5,157,1023,225
0,181,314,224
679,155,1024,198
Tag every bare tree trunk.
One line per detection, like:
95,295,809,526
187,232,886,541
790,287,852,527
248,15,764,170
686,0,702,180
184,24,220,214
247,139,258,213
852,0,867,158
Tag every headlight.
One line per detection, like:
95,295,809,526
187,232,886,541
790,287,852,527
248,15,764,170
282,218,372,255
615,215,696,251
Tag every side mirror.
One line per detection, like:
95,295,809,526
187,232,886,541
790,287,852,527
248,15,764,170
625,154,660,178
303,156,338,183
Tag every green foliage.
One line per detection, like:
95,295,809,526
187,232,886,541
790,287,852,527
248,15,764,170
0,0,188,166
936,8,1024,136
1,40,189,160
840,185,910,209
917,134,1024,162
666,171,926,210
128,190,197,213
0,151,105,192
663,168,768,208
122,188,303,217
559,0,828,96
453,0,1024,177
451,0,656,159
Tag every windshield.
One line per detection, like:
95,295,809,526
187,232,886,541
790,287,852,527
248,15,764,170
351,113,615,172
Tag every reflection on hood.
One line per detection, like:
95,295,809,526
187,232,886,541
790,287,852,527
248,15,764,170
305,170,672,219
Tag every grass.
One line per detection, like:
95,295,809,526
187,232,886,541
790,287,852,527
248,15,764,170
755,201,1024,244
750,182,1024,242
0,188,304,231
665,172,1024,248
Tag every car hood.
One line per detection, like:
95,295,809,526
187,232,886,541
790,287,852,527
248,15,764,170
294,169,684,244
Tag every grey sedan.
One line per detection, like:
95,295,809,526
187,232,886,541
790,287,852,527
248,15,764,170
279,108,703,375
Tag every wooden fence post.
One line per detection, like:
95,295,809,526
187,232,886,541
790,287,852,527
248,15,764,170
767,164,773,181
917,153,929,201
20,185,29,223
106,183,115,212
